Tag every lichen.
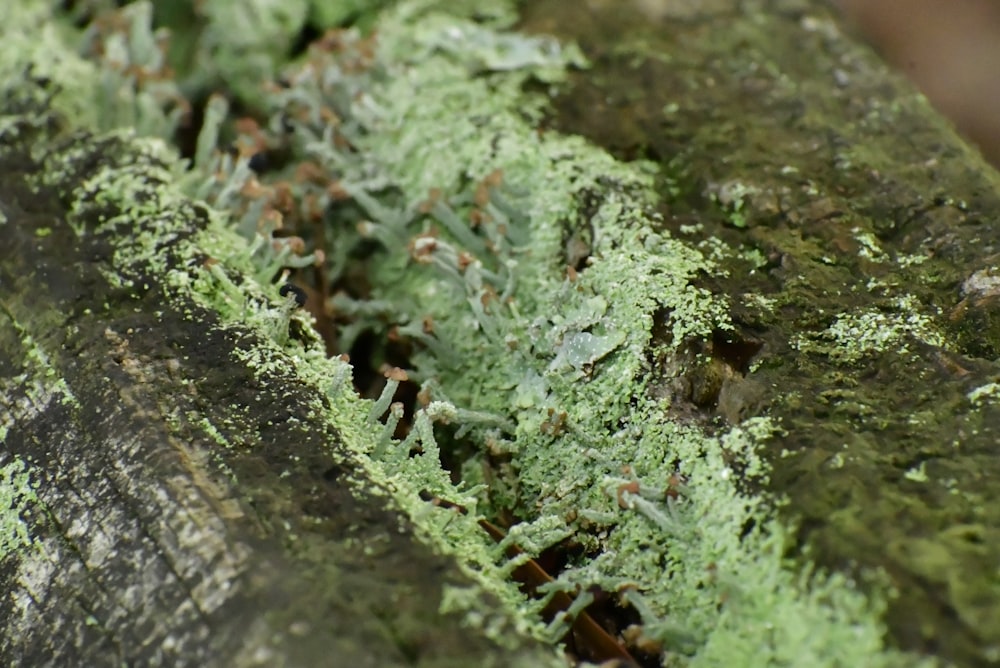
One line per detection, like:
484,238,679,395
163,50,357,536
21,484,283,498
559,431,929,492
967,382,1000,406
0,312,80,413
794,294,947,363
0,3,102,131
197,3,929,665
0,457,40,558
3,0,948,665
179,0,309,102
0,1,186,141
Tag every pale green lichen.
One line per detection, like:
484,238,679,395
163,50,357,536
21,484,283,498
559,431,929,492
904,462,929,482
37,114,554,651
0,311,79,412
967,382,1000,406
307,0,393,29
230,5,930,665
0,457,40,558
7,1,942,665
193,414,234,450
0,2,102,131
854,227,888,263
896,251,929,268
0,1,185,141
181,0,309,101
794,294,947,363
81,2,189,138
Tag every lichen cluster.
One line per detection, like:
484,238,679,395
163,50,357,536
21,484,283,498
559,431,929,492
0,0,944,665
0,458,38,558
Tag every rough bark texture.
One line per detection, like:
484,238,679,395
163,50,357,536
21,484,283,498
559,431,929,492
0,107,552,667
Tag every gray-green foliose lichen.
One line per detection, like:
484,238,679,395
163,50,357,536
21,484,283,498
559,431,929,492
3,0,942,665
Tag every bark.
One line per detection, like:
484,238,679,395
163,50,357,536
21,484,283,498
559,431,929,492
0,101,552,667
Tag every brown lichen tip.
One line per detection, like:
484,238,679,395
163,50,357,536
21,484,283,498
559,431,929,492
616,480,640,510
381,365,409,382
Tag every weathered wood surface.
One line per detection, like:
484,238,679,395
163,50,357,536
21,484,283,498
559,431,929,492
0,106,553,667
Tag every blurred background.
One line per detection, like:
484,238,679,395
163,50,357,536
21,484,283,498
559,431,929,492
838,0,1000,167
